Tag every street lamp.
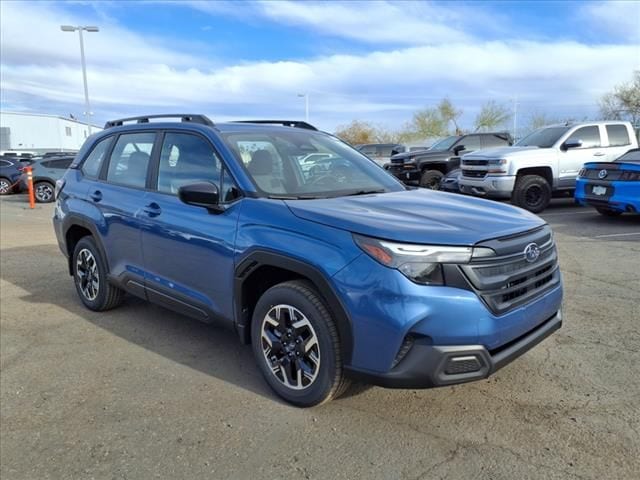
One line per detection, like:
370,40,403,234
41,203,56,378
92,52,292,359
297,93,309,123
61,25,99,134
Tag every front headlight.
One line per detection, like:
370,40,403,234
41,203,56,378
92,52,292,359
353,235,495,285
487,159,508,174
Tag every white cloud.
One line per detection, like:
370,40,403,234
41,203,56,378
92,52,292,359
581,1,640,44
1,1,638,131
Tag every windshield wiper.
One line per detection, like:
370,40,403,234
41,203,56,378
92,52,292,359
267,194,322,200
343,189,386,196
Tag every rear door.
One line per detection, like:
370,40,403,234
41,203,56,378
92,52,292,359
140,131,243,323
559,126,602,188
88,131,156,291
603,124,634,161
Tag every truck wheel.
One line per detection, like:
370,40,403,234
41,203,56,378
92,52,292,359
251,280,350,407
596,207,623,217
511,175,551,213
420,170,443,190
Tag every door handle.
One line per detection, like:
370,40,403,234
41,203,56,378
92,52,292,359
89,190,102,202
593,152,605,157
143,202,162,217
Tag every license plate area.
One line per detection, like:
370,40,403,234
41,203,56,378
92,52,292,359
589,184,612,196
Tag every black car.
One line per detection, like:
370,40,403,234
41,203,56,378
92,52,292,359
386,132,513,189
0,157,25,195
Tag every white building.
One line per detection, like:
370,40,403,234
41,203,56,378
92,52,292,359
0,111,102,153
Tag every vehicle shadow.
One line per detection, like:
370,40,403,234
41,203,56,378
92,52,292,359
0,244,278,402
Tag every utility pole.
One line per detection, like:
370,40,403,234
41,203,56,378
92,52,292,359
298,93,309,122
513,96,518,141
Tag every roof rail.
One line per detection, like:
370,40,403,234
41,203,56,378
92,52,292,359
104,114,214,129
233,120,318,131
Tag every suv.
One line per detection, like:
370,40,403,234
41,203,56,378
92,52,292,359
54,114,563,407
31,155,75,203
0,157,25,195
355,143,405,166
386,133,513,189
459,121,638,212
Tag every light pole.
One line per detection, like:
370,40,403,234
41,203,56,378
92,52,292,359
61,25,99,134
297,93,309,123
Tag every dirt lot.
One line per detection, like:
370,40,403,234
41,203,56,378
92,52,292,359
1,194,639,479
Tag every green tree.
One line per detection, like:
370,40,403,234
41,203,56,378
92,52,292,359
334,120,400,145
400,107,449,142
600,71,640,126
474,101,511,132
438,98,463,134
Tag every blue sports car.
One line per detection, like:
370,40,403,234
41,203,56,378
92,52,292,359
575,148,640,216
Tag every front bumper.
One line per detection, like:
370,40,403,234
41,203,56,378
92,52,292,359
459,175,515,198
387,165,421,185
346,309,562,388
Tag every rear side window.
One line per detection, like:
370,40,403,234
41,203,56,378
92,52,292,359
606,125,630,147
82,137,113,178
48,158,74,169
106,133,155,188
566,126,601,148
157,133,221,194
483,134,510,148
0,160,12,167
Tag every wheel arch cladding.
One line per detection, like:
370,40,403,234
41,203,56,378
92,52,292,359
234,250,354,364
517,166,553,186
63,217,109,276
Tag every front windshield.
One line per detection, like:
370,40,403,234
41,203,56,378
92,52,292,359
223,129,405,198
429,136,460,151
516,126,570,148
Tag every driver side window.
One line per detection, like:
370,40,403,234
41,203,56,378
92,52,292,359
565,126,601,149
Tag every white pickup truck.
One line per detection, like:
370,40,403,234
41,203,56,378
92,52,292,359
459,121,638,212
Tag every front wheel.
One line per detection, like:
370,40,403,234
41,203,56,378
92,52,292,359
596,207,623,216
419,170,444,190
511,175,551,213
0,177,12,195
34,181,55,203
251,280,349,407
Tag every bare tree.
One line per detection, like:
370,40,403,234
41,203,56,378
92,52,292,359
600,71,640,125
474,101,511,132
334,120,400,145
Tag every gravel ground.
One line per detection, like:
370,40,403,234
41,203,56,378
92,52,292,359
1,194,639,479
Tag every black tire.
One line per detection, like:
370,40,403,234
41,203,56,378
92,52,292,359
34,181,55,203
596,207,623,216
72,236,124,311
511,175,552,213
0,177,12,195
419,169,444,190
250,280,349,407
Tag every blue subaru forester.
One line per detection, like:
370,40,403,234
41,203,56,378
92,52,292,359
53,115,563,407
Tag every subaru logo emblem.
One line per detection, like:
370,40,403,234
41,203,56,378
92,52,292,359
524,243,540,263
598,169,608,179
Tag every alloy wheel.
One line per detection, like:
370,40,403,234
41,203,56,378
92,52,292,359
260,304,320,390
76,248,99,301
0,179,10,194
36,183,53,202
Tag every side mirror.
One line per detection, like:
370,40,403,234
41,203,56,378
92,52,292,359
178,182,223,213
453,144,466,155
562,139,582,150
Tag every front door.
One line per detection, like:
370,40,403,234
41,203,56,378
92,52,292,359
140,131,242,324
559,126,603,189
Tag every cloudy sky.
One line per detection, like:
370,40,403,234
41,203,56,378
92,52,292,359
1,0,638,133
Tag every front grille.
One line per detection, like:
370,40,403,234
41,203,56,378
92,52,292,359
460,226,560,315
462,159,488,166
462,170,487,178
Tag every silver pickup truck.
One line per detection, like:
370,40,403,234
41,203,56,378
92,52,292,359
459,121,638,212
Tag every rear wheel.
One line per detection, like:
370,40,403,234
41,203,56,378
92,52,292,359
0,177,12,195
72,236,124,311
511,175,551,213
34,181,55,203
596,207,623,216
420,170,444,190
251,280,349,407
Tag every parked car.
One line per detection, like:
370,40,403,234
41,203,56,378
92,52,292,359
31,156,75,202
459,121,638,212
356,143,406,166
54,114,563,407
440,168,462,193
0,157,25,195
575,148,640,215
386,132,513,189
42,151,78,158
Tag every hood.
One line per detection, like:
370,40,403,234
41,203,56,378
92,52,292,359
390,149,448,163
463,146,541,159
285,189,544,245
